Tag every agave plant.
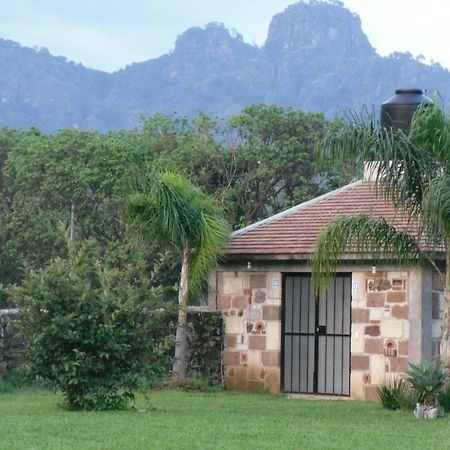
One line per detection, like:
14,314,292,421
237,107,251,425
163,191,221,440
407,362,447,406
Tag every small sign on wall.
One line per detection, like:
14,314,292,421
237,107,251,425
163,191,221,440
272,279,280,288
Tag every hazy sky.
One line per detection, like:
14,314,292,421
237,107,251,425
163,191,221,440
0,0,448,72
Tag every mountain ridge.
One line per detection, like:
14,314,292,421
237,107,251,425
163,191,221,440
1,0,450,131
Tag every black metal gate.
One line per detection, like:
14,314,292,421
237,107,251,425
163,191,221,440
282,274,351,396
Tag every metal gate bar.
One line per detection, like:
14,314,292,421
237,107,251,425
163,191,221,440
282,274,351,396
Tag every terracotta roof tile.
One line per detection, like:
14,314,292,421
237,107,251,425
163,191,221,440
227,180,421,256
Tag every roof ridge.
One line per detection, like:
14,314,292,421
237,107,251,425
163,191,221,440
231,179,364,237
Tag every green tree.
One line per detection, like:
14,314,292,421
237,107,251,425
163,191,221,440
310,101,450,362
10,240,172,410
126,170,230,380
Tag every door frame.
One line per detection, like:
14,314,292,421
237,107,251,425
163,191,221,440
280,272,352,396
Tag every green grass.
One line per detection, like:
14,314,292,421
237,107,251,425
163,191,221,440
0,388,449,449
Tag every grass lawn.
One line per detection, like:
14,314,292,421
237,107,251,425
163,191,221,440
0,388,449,449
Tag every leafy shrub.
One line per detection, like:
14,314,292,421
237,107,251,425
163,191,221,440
378,377,411,410
437,383,450,412
187,311,224,385
10,240,174,410
407,362,447,406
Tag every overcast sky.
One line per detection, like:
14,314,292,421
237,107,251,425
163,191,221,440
0,0,448,73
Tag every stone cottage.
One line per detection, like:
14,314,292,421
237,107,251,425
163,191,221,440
207,170,445,400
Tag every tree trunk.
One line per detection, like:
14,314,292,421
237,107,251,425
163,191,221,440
172,243,190,381
440,247,450,368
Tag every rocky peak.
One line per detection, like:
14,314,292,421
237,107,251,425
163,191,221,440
173,22,258,64
264,0,375,61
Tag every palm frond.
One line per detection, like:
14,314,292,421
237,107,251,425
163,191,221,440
125,167,230,297
422,174,450,244
310,215,423,292
189,211,231,296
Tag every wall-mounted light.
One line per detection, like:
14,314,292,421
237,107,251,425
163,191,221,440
372,265,377,274
247,261,252,270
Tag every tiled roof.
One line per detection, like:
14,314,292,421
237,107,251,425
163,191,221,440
227,180,421,257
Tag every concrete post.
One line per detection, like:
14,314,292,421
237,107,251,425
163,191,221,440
409,267,432,363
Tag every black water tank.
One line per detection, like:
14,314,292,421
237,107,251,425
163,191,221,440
381,89,432,131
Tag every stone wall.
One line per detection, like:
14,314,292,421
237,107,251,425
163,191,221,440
0,309,22,375
217,271,282,393
351,271,410,400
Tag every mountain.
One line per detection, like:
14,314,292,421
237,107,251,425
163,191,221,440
2,0,450,132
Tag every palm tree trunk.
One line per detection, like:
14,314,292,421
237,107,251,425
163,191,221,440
173,242,190,381
440,246,450,368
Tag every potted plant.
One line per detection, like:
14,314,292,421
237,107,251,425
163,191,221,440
407,362,447,418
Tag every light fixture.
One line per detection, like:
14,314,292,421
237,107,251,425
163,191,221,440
372,265,376,274
247,261,252,270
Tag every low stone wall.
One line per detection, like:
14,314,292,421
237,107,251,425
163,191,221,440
0,309,22,375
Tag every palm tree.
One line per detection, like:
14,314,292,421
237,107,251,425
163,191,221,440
126,170,230,381
310,100,450,363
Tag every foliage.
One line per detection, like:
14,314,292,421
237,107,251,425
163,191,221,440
377,377,414,411
311,100,450,313
407,362,447,406
187,312,224,385
126,169,231,298
437,382,450,412
9,240,173,410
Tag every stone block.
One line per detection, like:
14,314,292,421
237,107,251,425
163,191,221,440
351,272,365,301
262,305,281,321
387,291,406,303
233,367,248,391
391,305,408,319
252,321,266,334
352,308,369,323
264,367,280,394
232,295,249,309
365,325,380,337
351,371,365,399
225,316,244,334
217,295,231,310
223,351,241,366
365,338,383,354
398,340,408,356
248,335,266,350
392,279,404,290
248,380,265,392
390,357,409,373
246,305,262,321
250,274,267,289
224,376,234,390
364,385,379,401
253,290,266,304
370,354,386,384
261,351,280,367
368,279,392,292
369,308,384,320
224,334,238,348
266,272,282,300
351,323,365,353
367,292,385,307
223,273,244,294
265,320,281,351
380,319,405,339
351,355,370,370
247,364,261,380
